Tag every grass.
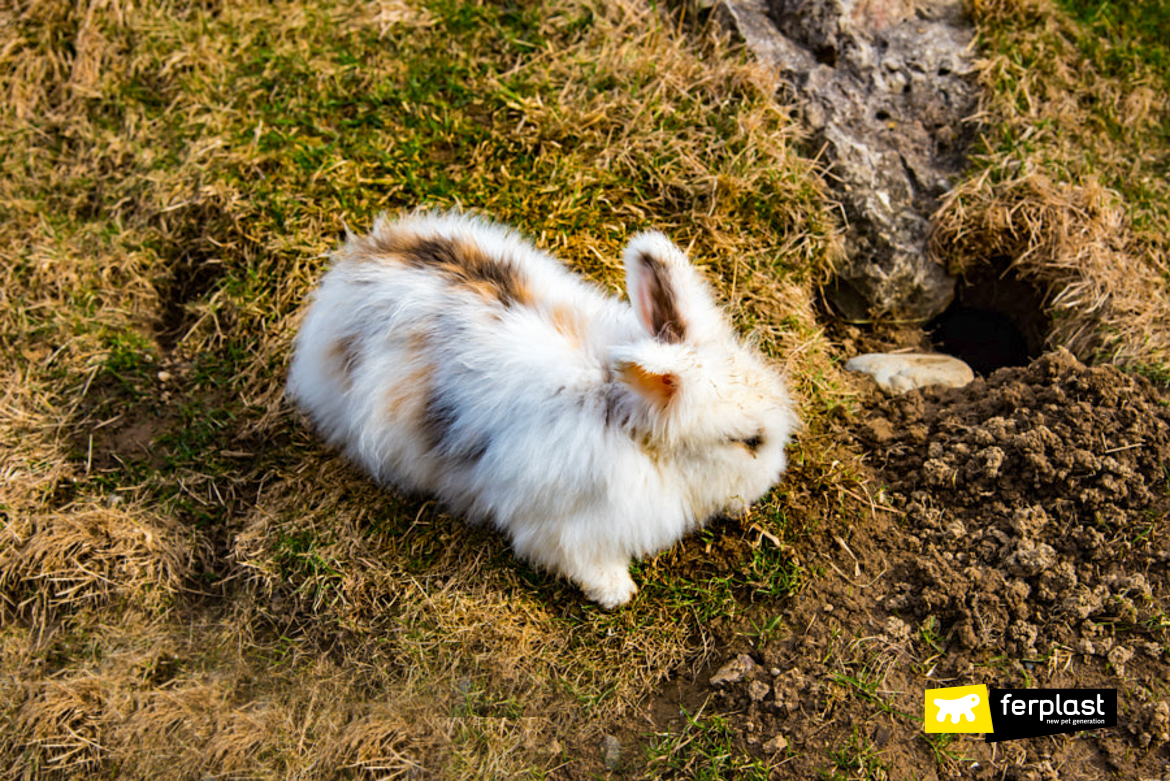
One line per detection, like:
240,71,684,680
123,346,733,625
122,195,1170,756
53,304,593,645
921,733,970,777
820,727,888,780
645,707,771,780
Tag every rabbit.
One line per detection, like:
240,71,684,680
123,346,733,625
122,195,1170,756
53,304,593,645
287,210,798,608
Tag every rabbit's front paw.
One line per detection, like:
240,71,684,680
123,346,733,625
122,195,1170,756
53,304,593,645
581,566,638,610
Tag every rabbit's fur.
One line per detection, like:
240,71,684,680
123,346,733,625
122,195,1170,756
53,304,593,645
287,211,797,608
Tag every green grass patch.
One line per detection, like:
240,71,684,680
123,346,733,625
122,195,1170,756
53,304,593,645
647,707,772,780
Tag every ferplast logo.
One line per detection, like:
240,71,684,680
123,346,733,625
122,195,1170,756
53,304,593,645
986,688,1117,743
924,685,993,734
924,686,1118,741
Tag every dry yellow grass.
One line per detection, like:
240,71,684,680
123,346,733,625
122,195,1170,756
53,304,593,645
933,172,1168,363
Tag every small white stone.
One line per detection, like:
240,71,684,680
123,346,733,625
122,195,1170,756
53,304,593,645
845,352,975,394
601,734,620,770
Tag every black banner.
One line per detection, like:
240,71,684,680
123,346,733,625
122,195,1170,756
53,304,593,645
986,688,1117,743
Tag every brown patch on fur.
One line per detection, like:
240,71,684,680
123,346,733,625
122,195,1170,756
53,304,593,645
363,231,533,309
635,432,666,464
383,364,431,422
382,328,433,423
638,251,686,343
549,303,585,348
328,335,362,390
346,228,413,264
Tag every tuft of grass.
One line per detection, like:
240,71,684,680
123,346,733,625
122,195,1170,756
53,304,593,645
921,732,971,777
821,727,889,780
931,0,1170,371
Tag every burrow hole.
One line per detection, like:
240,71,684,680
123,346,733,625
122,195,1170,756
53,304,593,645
927,258,1050,375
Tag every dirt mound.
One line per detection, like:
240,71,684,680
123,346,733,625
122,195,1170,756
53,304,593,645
864,349,1170,661
690,350,1170,779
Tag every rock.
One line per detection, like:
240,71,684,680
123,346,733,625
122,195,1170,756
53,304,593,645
845,352,974,393
762,733,789,753
601,734,621,770
709,653,757,686
714,0,816,75
715,0,979,321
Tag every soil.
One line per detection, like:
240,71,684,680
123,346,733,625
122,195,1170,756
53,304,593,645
649,350,1170,779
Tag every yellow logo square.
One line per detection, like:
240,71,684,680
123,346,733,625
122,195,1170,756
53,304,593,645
925,684,994,733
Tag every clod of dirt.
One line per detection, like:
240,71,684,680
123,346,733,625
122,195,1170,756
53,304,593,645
761,733,788,753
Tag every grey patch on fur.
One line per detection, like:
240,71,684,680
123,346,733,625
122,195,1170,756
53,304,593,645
420,391,491,466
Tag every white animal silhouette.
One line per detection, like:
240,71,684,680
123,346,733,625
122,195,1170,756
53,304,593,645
934,693,981,724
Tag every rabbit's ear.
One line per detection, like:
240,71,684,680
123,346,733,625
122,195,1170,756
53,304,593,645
610,340,694,415
616,359,680,411
624,232,723,344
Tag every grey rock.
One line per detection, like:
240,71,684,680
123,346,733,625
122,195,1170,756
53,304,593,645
714,0,816,75
601,734,621,770
844,352,974,393
715,0,978,321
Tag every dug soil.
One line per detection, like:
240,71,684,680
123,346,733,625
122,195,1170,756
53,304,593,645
652,350,1170,779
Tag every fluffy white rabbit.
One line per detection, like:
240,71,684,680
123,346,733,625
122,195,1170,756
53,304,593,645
287,211,797,608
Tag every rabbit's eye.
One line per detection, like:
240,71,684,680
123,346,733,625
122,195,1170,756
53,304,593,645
731,432,765,455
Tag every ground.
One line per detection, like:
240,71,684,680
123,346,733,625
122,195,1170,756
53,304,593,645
662,349,1170,780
